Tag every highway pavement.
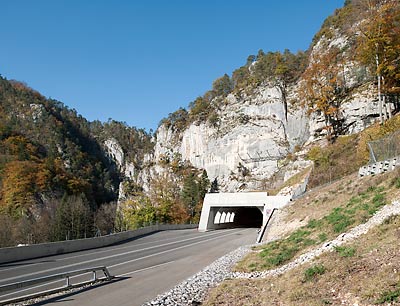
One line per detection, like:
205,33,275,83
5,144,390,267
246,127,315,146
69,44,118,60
0,227,257,306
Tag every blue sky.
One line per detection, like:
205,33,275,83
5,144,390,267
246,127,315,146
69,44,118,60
1,0,344,131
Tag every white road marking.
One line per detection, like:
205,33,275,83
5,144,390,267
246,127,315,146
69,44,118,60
108,228,249,269
0,272,90,298
0,229,222,273
0,261,175,299
116,261,176,277
0,279,61,298
1,229,249,283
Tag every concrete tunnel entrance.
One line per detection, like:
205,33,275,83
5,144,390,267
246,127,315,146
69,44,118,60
198,192,291,232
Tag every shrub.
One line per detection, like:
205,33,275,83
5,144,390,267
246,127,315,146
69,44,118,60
304,264,326,281
263,245,299,267
334,246,356,257
325,207,354,233
376,288,400,304
391,177,400,189
307,219,323,229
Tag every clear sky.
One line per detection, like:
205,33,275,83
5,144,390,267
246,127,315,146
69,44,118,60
1,0,344,131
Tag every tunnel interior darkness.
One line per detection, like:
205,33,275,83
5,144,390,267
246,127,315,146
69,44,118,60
210,206,264,230
234,207,263,228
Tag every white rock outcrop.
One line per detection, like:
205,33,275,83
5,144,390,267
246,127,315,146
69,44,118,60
154,86,308,191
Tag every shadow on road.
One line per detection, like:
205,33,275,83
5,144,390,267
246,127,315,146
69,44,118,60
0,259,56,268
30,277,129,305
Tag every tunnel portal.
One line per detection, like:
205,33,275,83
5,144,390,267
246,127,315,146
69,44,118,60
198,192,291,232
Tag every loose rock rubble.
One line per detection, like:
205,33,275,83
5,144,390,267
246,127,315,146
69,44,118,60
143,201,400,305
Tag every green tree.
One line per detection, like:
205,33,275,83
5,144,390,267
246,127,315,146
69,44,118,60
232,66,251,89
210,178,219,193
118,196,157,229
198,170,210,200
181,172,199,219
212,74,233,98
189,96,211,122
253,50,307,120
181,170,209,221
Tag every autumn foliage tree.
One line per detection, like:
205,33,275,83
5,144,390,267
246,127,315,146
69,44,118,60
299,47,346,140
355,0,400,122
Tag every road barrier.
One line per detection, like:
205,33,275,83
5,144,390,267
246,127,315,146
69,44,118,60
0,224,198,264
0,266,113,305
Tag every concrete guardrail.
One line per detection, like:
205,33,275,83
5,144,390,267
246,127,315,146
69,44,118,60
0,224,198,264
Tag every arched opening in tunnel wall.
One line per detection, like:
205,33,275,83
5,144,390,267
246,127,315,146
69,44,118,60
210,206,263,229
198,192,292,232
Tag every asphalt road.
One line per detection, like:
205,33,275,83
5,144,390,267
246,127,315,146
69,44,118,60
0,228,257,306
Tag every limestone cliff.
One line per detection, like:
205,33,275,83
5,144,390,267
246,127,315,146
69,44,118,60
153,86,310,191
150,63,381,193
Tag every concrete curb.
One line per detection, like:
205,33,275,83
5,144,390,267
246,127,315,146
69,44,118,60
0,224,198,264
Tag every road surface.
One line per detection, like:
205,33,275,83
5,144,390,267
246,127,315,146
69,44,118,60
0,228,257,306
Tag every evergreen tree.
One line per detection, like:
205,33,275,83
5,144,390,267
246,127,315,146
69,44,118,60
210,178,219,193
198,170,210,200
212,74,233,97
181,173,199,218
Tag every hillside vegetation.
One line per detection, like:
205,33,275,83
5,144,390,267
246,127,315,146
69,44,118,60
0,75,213,247
0,77,153,246
204,158,400,306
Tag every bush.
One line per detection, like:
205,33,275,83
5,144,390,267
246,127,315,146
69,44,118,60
304,264,326,281
325,207,354,233
334,246,356,257
376,288,400,304
262,245,299,267
391,177,400,189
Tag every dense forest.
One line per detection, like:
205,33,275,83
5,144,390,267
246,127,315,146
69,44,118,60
0,76,213,247
0,77,154,246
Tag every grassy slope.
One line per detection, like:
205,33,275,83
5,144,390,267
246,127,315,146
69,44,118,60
205,169,400,306
204,116,400,305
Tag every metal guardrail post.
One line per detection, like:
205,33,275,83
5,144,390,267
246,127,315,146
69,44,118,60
0,266,114,305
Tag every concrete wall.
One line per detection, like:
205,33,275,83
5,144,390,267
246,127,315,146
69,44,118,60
0,224,198,264
359,156,399,177
198,192,291,231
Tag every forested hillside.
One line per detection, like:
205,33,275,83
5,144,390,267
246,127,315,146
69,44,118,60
0,77,153,246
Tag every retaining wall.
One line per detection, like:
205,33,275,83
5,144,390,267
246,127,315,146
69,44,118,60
359,156,399,177
0,224,198,264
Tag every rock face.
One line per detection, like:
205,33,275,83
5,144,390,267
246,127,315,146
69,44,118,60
154,86,308,191
111,25,384,196
152,81,380,192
